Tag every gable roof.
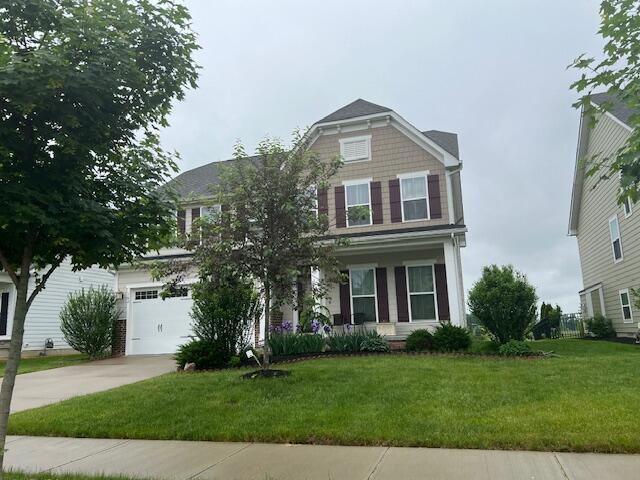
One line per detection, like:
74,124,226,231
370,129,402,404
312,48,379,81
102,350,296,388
590,92,634,127
167,100,461,199
317,99,392,123
422,130,459,159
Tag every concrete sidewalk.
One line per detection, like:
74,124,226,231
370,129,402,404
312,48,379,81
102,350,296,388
5,436,640,480
10,355,174,412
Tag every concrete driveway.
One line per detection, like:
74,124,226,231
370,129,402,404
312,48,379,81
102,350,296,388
10,355,175,413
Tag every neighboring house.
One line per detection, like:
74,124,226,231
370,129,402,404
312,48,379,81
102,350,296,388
569,92,638,337
116,99,467,355
0,259,115,356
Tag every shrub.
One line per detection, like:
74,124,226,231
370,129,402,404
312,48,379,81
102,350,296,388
467,265,538,344
269,333,325,356
586,314,615,338
326,330,383,353
432,323,472,352
470,339,500,354
405,329,433,352
498,340,533,356
360,335,389,352
60,286,118,359
190,275,261,357
175,339,231,370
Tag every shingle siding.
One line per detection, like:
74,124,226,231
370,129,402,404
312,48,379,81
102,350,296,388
576,112,638,334
311,125,449,235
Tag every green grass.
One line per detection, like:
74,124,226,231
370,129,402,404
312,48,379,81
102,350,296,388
6,473,141,480
8,340,640,453
1,355,88,376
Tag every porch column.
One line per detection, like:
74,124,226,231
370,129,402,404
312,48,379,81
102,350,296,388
443,237,464,327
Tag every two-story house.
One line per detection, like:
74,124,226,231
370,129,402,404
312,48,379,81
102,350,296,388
569,92,638,337
115,99,467,355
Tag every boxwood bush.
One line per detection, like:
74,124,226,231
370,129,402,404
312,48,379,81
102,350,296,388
405,329,433,352
175,339,231,370
432,324,472,352
586,314,616,338
498,340,533,356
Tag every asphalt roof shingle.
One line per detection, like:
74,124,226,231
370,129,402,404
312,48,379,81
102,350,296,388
166,100,460,199
590,92,634,126
317,99,392,123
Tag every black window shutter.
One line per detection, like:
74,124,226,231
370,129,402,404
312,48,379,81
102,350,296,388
434,264,450,321
428,174,442,219
335,186,346,228
339,270,351,324
394,266,409,322
318,188,328,216
0,292,8,336
376,268,389,322
389,179,402,223
177,209,186,234
371,182,383,224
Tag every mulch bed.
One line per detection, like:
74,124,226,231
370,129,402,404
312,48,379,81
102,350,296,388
242,369,291,379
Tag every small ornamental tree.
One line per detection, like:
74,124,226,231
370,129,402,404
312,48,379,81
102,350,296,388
0,0,198,473
570,0,640,203
157,133,343,369
468,265,538,344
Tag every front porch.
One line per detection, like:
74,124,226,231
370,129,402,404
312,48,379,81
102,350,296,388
267,232,465,342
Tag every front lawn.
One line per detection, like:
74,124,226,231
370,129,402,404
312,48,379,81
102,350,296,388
1,354,88,376
8,340,640,453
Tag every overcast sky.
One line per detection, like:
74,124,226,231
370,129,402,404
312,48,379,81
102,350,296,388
160,0,605,312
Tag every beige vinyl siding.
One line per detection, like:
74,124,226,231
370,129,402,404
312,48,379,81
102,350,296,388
325,247,444,323
311,125,449,234
576,112,638,334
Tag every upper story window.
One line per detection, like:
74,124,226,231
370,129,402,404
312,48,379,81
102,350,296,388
609,215,623,263
339,135,371,163
201,205,221,219
619,289,633,323
344,180,372,227
399,172,429,221
623,196,633,217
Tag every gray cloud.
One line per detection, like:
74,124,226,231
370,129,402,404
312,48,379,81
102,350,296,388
160,0,604,312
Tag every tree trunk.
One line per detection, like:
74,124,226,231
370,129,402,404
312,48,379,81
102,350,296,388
0,272,30,474
263,285,270,369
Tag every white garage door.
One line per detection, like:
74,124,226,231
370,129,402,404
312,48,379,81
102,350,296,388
129,287,194,355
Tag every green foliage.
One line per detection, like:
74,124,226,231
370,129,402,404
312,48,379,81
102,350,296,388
533,303,562,339
325,330,384,353
155,134,344,365
269,334,325,357
175,340,231,370
470,339,501,355
297,294,331,333
59,287,118,359
586,314,616,338
190,274,260,357
432,324,472,352
360,335,390,352
570,0,640,202
405,329,434,352
0,0,199,277
498,340,533,356
468,265,538,344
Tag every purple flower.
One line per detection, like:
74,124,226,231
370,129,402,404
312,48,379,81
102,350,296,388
346,324,352,332
323,324,332,334
295,323,302,333
311,319,321,333
282,321,294,333
270,324,282,334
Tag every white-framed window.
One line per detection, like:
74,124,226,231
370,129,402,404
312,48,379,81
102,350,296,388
609,215,623,263
201,204,221,218
406,264,437,321
623,196,633,217
135,290,159,301
344,180,372,227
349,267,377,323
399,172,430,221
619,289,633,323
339,135,371,163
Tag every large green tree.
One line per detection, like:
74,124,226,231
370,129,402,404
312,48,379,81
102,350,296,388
571,0,640,202
158,133,343,369
0,0,198,472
